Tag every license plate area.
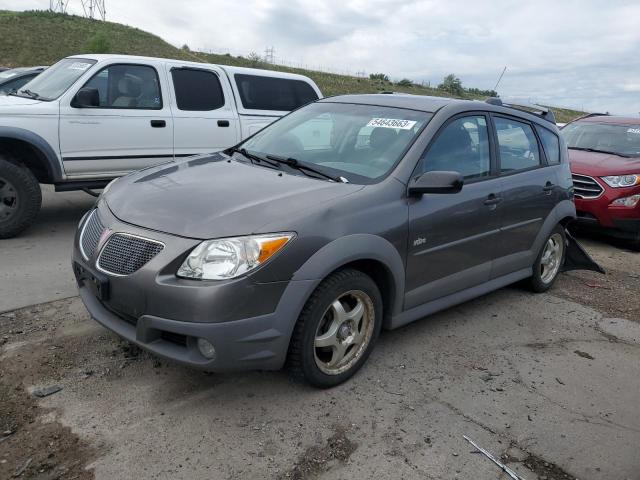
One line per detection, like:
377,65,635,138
74,262,110,301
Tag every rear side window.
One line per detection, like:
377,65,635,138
494,117,541,173
235,74,318,111
536,126,561,165
171,69,224,111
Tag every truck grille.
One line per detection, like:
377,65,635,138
97,233,164,276
80,210,104,260
572,174,604,199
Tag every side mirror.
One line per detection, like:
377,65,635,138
72,87,100,108
408,171,464,196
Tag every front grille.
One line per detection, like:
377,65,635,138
97,233,164,276
80,210,104,259
572,174,604,199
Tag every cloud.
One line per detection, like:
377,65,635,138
3,0,640,114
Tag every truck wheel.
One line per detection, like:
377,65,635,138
0,158,42,239
287,268,382,388
529,225,566,293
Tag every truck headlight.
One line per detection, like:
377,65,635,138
177,233,295,280
600,174,640,188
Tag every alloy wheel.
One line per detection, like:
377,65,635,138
540,233,564,284
314,290,375,375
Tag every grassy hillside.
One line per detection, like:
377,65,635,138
0,10,585,123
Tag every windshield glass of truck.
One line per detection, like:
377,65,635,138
239,102,431,184
562,122,640,157
16,58,96,101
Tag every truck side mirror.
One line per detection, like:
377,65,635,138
408,171,464,196
72,87,100,108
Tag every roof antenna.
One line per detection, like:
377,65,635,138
493,66,507,93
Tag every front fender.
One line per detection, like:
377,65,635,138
0,126,63,182
292,234,406,316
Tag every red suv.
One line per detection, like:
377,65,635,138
561,115,640,245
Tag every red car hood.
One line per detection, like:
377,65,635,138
569,149,640,176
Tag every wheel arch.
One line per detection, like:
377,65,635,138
0,127,62,183
291,234,405,329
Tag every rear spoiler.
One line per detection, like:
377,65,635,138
486,97,556,124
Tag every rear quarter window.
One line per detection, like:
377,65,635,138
536,125,561,165
234,74,318,111
171,68,224,111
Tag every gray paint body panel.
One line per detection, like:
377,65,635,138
73,94,588,372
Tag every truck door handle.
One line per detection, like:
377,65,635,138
150,120,166,128
483,194,502,206
543,182,554,194
217,120,230,127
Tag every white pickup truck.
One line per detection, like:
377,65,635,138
0,54,322,238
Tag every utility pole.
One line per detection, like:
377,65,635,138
50,0,67,13
80,0,106,20
264,46,275,64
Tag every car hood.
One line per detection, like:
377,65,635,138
105,154,364,239
569,149,640,175
0,95,43,107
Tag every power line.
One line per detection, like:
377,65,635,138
49,0,67,13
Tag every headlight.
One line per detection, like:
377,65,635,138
177,233,295,280
600,174,640,188
610,194,640,208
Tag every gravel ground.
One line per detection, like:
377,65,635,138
1,234,639,480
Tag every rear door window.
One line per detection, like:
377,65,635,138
494,117,541,173
171,68,224,111
234,74,318,111
535,126,561,165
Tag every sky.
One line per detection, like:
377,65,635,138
3,0,640,114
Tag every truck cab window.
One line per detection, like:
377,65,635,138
82,64,162,109
171,69,224,111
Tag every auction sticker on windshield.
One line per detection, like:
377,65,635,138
367,118,417,130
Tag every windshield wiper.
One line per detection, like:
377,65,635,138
18,89,43,100
265,154,348,183
568,146,631,158
227,147,280,168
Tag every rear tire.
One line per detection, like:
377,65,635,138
529,225,566,292
0,157,42,239
287,268,383,388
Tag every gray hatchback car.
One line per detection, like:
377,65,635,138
73,94,601,387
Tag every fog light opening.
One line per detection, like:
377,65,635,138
197,338,217,360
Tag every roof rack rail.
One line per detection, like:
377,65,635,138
485,97,557,124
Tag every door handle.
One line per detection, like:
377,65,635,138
217,120,230,127
483,194,502,206
543,182,554,194
150,120,166,128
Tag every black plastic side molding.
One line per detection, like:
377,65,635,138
562,229,605,274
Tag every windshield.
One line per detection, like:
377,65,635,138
561,122,640,157
14,58,96,101
239,102,431,184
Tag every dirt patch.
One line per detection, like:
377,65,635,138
522,453,576,479
279,426,357,480
0,299,140,480
0,342,96,480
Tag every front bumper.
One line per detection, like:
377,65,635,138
73,203,317,371
573,183,640,238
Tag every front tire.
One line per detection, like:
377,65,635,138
287,269,383,388
529,225,566,292
0,158,41,239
